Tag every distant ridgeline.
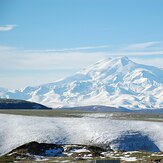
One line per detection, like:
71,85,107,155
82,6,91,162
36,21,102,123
0,99,50,109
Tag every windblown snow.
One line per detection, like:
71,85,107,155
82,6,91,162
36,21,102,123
0,114,163,155
0,56,163,109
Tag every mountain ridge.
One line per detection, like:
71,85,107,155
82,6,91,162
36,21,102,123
0,56,163,110
0,98,50,109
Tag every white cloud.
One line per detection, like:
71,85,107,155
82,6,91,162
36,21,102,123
124,41,161,51
112,51,163,56
0,44,162,71
0,46,107,70
0,46,17,51
131,57,163,68
26,45,110,52
0,25,17,31
0,46,108,88
0,43,162,89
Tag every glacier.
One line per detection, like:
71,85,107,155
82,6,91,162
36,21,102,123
0,56,163,109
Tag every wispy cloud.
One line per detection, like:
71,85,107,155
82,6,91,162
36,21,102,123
112,51,163,56
124,41,161,51
0,25,17,31
0,43,162,72
0,42,163,88
0,46,107,70
26,45,110,53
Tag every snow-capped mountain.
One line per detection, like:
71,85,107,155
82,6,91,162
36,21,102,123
1,56,163,109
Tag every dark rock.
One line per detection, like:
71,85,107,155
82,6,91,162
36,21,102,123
9,141,64,156
88,145,106,157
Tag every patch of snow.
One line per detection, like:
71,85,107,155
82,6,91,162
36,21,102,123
70,148,90,153
34,155,49,161
120,156,138,161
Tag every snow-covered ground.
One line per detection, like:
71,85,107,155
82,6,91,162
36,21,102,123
0,114,163,155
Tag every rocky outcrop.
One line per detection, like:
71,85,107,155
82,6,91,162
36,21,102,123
0,141,163,162
9,141,63,156
0,141,107,162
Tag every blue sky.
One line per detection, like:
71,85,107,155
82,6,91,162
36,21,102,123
0,0,163,88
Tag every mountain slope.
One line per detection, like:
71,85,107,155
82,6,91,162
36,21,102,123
0,56,163,109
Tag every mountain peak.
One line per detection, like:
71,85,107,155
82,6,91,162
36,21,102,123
83,56,135,76
97,56,133,66
120,56,129,60
99,56,130,62
119,56,129,61
118,56,132,66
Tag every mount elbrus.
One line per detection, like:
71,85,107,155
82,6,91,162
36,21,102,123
0,57,163,110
